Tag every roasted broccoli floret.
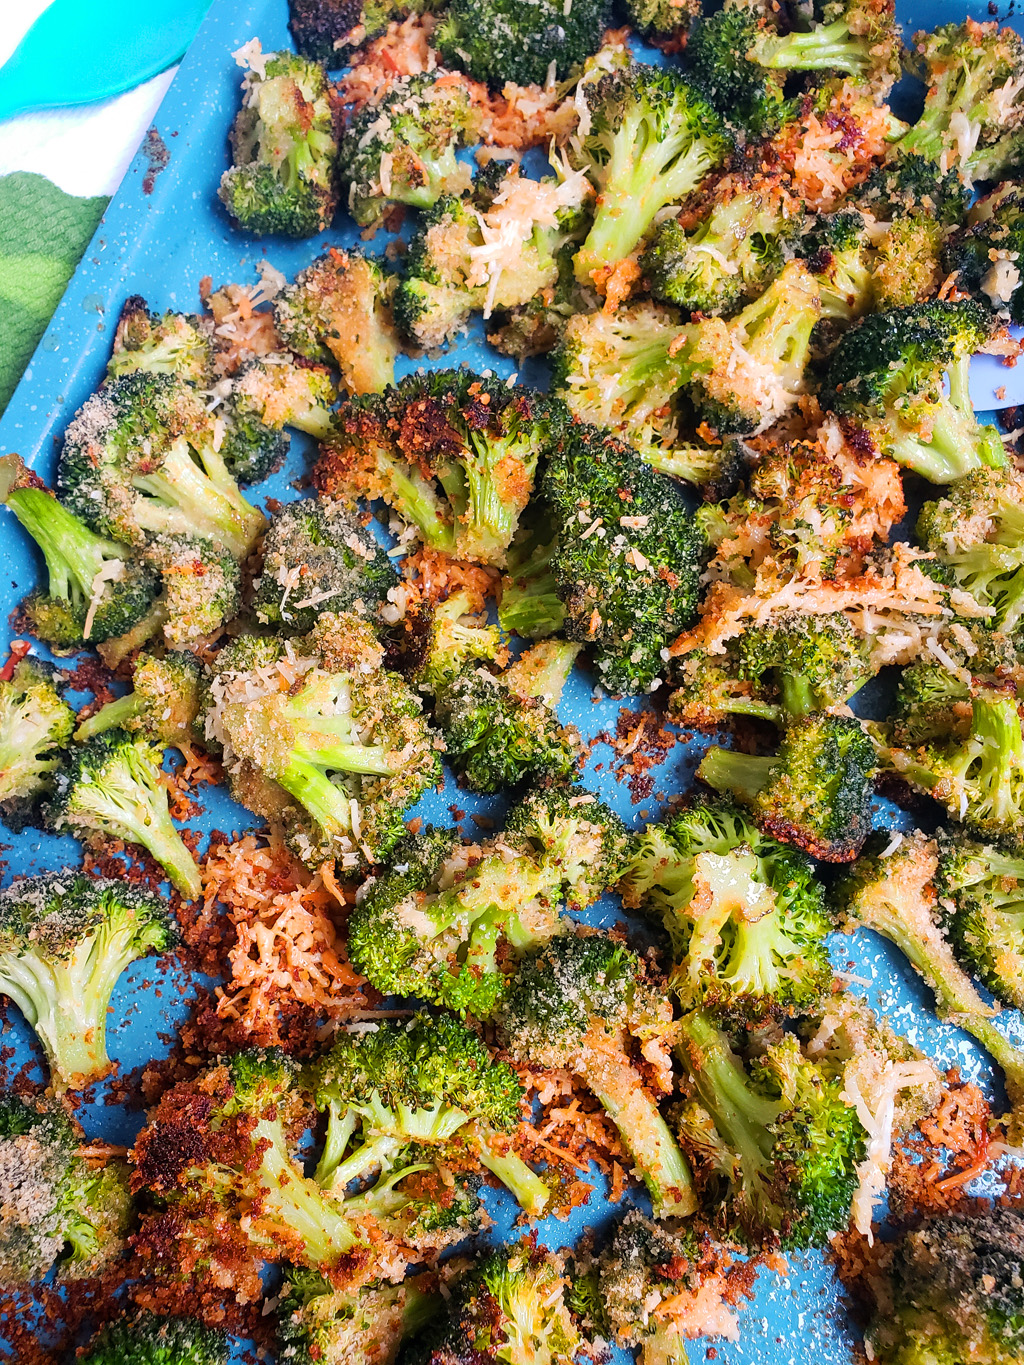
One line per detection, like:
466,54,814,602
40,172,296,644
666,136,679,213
946,181,1024,324
570,66,733,287
338,73,480,228
108,296,215,384
597,1210,746,1365
277,1268,438,1365
141,533,243,649
75,651,202,755
403,1243,581,1365
405,590,505,696
78,1311,228,1365
667,647,786,730
916,467,1024,634
641,172,799,317
0,656,73,832
498,932,696,1217
555,261,821,445
314,371,556,567
254,498,397,633
863,1210,1024,1365
0,453,159,652
822,300,1006,483
309,1012,549,1216
698,713,876,862
274,250,400,396
497,514,566,640
873,682,1024,842
891,20,1024,182
288,0,433,61
211,615,440,870
735,611,870,717
935,827,1024,1012
219,49,337,237
0,1092,130,1284
836,832,1024,1137
219,358,336,483
798,209,875,322
434,641,582,793
674,1010,866,1247
642,435,753,502
46,730,202,900
620,797,833,1019
58,373,267,558
435,0,608,87
687,7,791,138
504,783,633,911
622,0,698,43
541,423,705,694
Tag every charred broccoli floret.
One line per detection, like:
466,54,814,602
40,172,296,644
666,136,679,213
274,250,400,396
822,300,1006,483
541,422,705,694
698,713,876,862
675,1010,866,1247
254,498,397,633
620,797,833,1019
435,0,609,87
0,1092,130,1284
0,454,159,652
314,371,556,567
338,73,480,228
434,641,582,793
498,932,696,1217
277,1268,438,1365
58,373,266,558
78,1312,228,1365
288,0,432,61
309,1012,549,1217
107,296,215,385
798,209,875,322
75,651,202,755
405,590,505,697
864,1210,1024,1365
892,20,1024,182
0,656,73,832
641,172,800,317
46,729,202,900
570,66,733,286
935,827,1024,1012
209,615,440,870
219,49,337,237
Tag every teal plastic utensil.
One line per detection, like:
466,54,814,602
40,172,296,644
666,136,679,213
0,0,212,122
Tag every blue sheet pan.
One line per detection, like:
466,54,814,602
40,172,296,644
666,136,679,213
0,1,1022,1360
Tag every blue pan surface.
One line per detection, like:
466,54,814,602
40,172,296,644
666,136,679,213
1,2,1022,1359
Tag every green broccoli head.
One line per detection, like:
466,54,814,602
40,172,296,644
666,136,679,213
622,0,698,42
108,296,215,385
0,453,160,652
46,729,203,900
736,611,870,717
865,1210,1024,1365
338,73,480,227
226,355,337,453
346,824,565,1018
541,423,705,695
57,372,267,558
935,827,1024,1012
403,590,505,696
76,650,202,754
0,656,73,832
823,300,1006,484
142,533,243,649
0,871,174,1090
255,497,397,633
698,712,876,863
675,1011,867,1248
212,615,441,870
946,181,1024,324
621,796,834,1019
797,209,875,321
79,1312,228,1365
315,371,558,567
571,66,733,285
274,250,400,396
435,0,609,87
219,50,338,237
0,1092,131,1284
499,932,696,1216
276,1267,438,1365
504,784,633,910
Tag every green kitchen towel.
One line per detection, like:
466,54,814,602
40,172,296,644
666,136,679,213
0,172,108,415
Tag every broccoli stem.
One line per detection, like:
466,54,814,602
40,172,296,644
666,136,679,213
0,943,115,1088
244,1117,365,1261
321,1132,401,1194
314,1103,360,1189
471,1126,551,1217
75,693,142,742
580,1038,697,1216
131,439,265,558
381,458,457,553
5,486,125,617
698,746,776,802
275,757,357,838
759,23,872,75
889,360,1007,482
292,735,396,777
780,673,816,719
